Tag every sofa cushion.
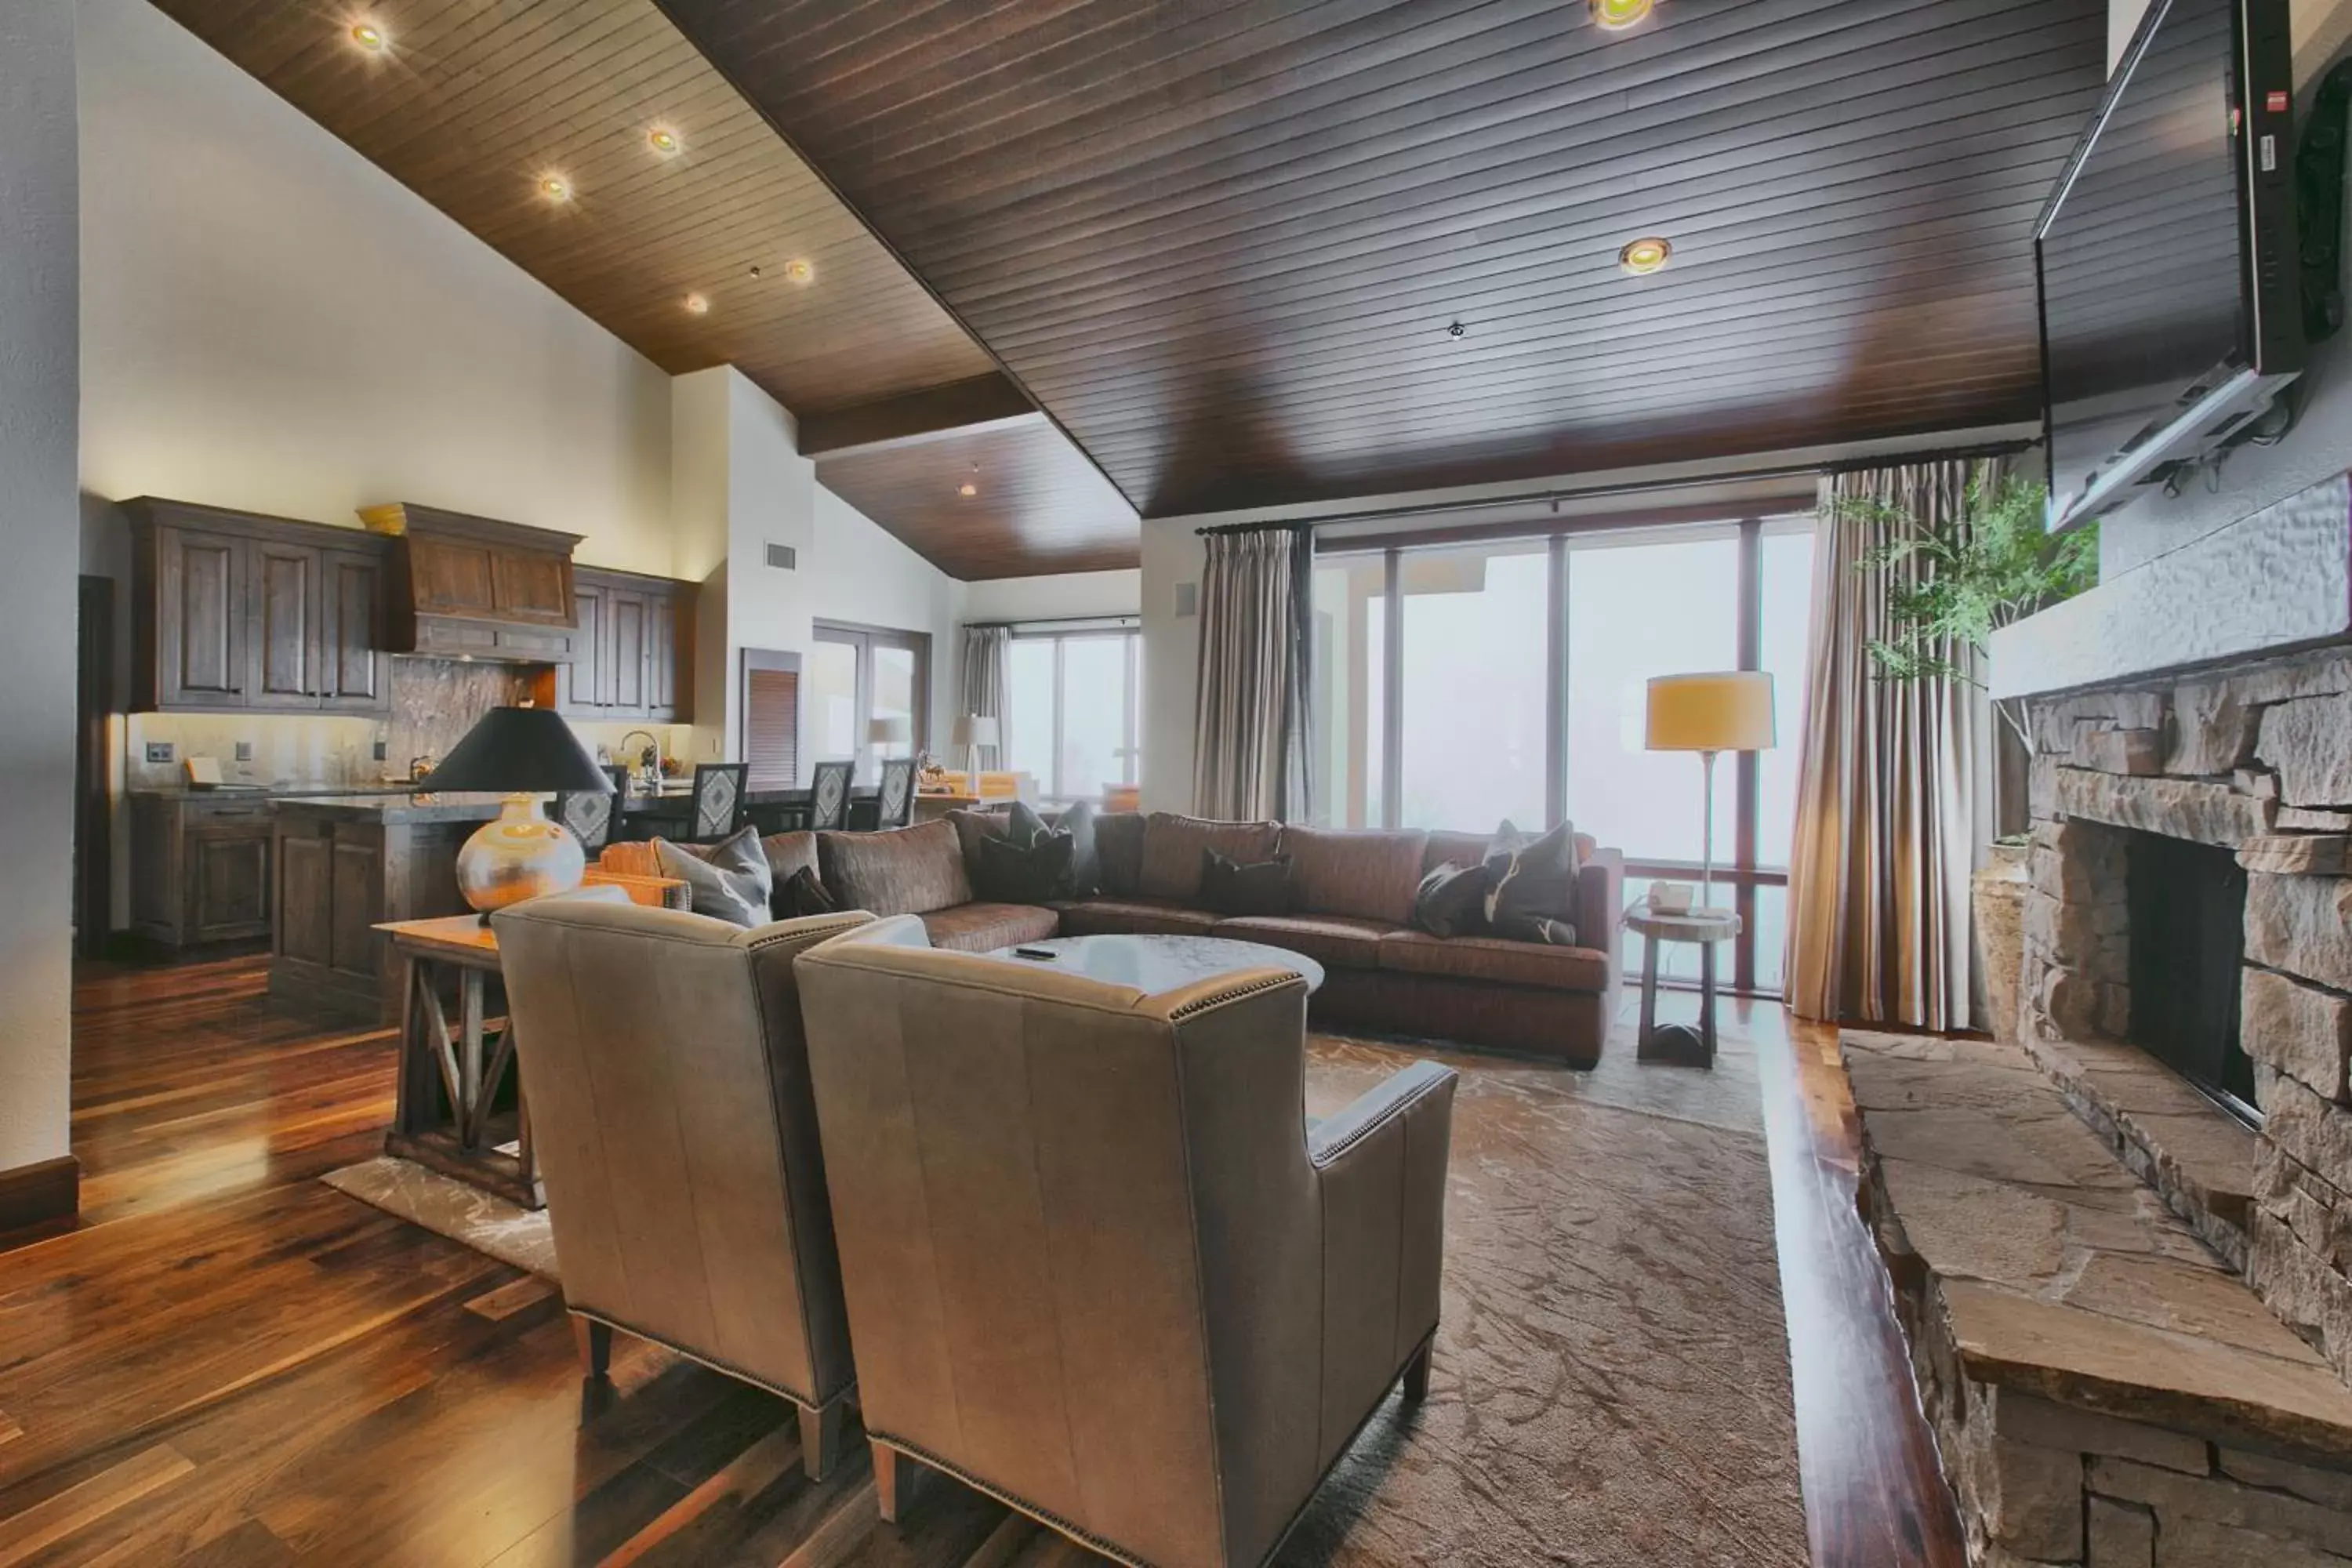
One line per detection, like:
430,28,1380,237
1279,826,1426,924
919,902,1060,953
1094,811,1146,895
818,818,974,916
1212,913,1394,971
1137,813,1280,900
1377,930,1611,992
1057,896,1221,938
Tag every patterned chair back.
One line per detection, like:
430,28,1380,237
691,763,748,842
876,757,916,829
554,786,619,855
808,760,855,832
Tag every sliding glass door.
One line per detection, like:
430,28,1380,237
811,622,930,779
1308,516,1815,995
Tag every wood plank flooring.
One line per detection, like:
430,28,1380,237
0,952,1962,1566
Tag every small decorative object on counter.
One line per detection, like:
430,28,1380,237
1647,881,1693,915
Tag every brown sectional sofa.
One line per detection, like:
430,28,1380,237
603,810,1624,1065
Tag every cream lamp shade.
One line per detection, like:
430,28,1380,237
1645,671,1777,753
867,716,913,748
949,714,999,749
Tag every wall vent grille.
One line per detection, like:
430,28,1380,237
765,543,798,571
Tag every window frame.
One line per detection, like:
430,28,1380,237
1002,621,1142,806
811,619,931,777
1316,512,1811,998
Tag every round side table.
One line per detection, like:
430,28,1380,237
1623,906,1741,1068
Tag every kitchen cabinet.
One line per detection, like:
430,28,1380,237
361,502,582,659
270,800,477,1020
129,793,278,947
125,499,390,715
558,567,695,723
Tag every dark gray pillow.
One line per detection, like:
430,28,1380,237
770,865,838,920
1200,849,1290,916
655,826,771,927
1413,861,1490,938
975,829,1076,904
1006,797,1051,848
1484,818,1581,942
1058,799,1102,897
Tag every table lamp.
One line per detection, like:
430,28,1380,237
416,705,614,919
867,715,912,759
1644,671,1776,913
949,713,998,789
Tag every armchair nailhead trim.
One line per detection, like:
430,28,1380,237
1166,971,1301,1020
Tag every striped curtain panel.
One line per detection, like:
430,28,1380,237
1192,525,1313,821
958,625,1009,771
1784,459,1991,1030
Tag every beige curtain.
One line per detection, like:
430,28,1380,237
958,625,1008,771
1784,460,1990,1029
1192,525,1312,820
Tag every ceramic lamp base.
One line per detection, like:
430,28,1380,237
455,794,585,916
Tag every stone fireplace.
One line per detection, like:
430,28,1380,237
2018,649,2352,1379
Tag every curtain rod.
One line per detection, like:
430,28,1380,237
966,615,1141,633
1192,439,2033,536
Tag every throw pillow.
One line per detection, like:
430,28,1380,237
655,826,771,927
1483,818,1582,943
1200,848,1292,916
1057,799,1102,897
974,829,1076,905
1004,797,1052,848
771,865,839,920
1412,860,1491,938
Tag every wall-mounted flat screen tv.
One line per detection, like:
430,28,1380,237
2038,0,2303,531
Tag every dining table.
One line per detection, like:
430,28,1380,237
611,781,884,837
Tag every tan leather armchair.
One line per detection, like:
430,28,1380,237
793,916,1459,1568
490,897,873,1479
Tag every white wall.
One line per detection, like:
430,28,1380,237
961,570,1142,625
677,367,964,764
0,0,80,1181
76,0,675,575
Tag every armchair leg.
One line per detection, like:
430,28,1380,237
873,1440,919,1524
798,1399,847,1482
1400,1340,1432,1403
571,1315,613,1381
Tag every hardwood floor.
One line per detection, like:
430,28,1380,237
0,952,1961,1566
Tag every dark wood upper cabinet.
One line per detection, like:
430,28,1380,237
361,503,582,656
557,566,695,724
127,498,389,715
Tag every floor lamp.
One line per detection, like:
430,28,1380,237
1644,672,1777,913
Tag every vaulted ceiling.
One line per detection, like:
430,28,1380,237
158,0,2109,576
656,0,2111,519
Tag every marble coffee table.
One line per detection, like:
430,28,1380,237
983,933,1325,995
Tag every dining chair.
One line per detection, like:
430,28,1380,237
875,757,916,829
554,786,618,855
807,760,855,832
690,762,748,843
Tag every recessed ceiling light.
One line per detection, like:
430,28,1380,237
647,126,681,158
1590,0,1654,31
539,174,573,203
1618,235,1672,275
683,293,710,315
783,259,814,285
348,19,388,53
958,481,978,497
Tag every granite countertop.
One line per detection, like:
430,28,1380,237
270,793,514,823
131,783,423,800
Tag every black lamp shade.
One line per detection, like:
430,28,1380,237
418,706,615,793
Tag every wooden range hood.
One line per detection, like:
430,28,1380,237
360,502,583,663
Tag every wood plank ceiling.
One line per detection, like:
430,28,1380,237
145,0,1145,579
656,0,2113,519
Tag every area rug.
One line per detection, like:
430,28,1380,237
324,1021,1806,1566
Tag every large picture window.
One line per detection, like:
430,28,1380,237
1308,516,1814,995
1003,623,1142,805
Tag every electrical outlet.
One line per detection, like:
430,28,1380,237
145,742,175,764
373,740,388,762
234,740,254,762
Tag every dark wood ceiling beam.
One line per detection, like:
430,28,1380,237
797,372,1042,457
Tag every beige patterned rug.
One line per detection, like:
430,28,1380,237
325,1018,1806,1566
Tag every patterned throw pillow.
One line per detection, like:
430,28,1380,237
654,826,771,927
1200,849,1291,916
1483,818,1581,946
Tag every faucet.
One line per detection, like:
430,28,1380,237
408,753,435,783
619,730,660,791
